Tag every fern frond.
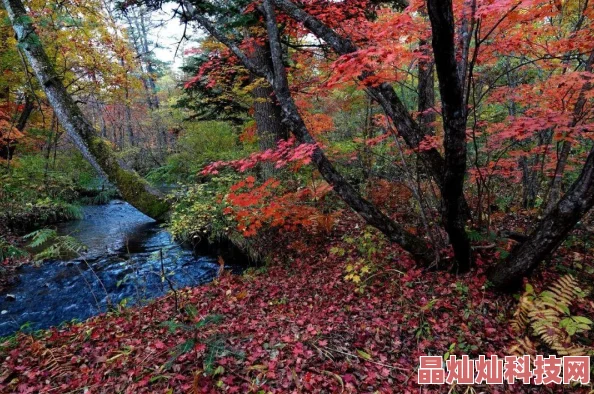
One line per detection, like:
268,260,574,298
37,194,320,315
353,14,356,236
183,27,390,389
509,275,592,358
25,229,58,248
63,203,83,220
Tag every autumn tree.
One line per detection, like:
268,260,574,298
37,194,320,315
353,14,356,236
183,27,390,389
170,0,594,289
139,0,474,268
174,0,436,263
176,4,289,177
2,0,170,220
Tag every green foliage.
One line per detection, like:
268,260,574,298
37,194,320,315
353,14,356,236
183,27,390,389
148,121,251,185
87,137,170,221
0,150,103,230
169,173,241,243
0,236,27,261
337,228,387,293
160,312,226,370
467,229,483,242
78,189,118,205
24,228,57,248
24,228,86,262
202,335,228,376
62,203,84,220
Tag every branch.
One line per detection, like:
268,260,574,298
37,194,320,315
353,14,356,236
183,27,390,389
180,1,272,81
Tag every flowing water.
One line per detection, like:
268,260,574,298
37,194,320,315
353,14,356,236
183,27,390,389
0,201,223,337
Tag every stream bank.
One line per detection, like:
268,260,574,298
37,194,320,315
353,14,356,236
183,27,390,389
0,200,244,337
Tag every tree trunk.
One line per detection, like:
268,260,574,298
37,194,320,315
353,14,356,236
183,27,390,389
489,145,594,290
125,7,160,111
271,0,441,182
16,94,34,132
138,9,160,110
3,0,169,221
520,155,538,209
249,38,289,178
417,42,435,135
427,0,472,272
124,83,135,147
1,94,35,160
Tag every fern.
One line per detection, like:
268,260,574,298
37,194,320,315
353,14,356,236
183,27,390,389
0,236,27,261
60,235,86,254
25,229,58,248
92,190,112,205
509,275,593,357
467,229,483,242
33,245,61,261
25,229,86,261
62,203,83,220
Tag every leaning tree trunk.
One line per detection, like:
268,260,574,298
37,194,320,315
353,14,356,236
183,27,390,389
271,0,444,186
261,0,433,264
489,146,594,290
271,0,472,221
16,94,34,132
3,0,169,221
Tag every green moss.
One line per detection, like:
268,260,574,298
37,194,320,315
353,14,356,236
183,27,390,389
87,138,170,221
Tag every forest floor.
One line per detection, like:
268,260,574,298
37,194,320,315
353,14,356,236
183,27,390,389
0,213,593,393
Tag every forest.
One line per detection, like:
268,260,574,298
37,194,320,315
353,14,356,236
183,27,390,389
0,0,594,392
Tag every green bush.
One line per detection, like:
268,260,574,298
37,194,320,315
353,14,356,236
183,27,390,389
147,121,253,185
169,173,241,243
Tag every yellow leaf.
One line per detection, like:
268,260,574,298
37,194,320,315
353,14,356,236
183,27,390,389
357,349,372,360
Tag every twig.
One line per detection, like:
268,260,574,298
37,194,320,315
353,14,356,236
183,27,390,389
160,248,178,311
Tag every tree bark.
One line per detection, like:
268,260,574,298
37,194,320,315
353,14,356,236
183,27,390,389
427,0,472,272
4,0,169,221
489,145,594,290
125,6,160,111
545,140,572,211
417,41,435,134
520,155,538,208
248,38,289,178
16,94,34,132
138,9,160,110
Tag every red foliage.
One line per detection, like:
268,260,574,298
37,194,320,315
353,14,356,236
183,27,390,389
2,220,590,393
202,137,317,175
221,176,335,237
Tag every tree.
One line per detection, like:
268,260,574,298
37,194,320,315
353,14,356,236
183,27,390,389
488,143,594,289
139,0,594,289
426,0,472,271
180,0,435,264
545,51,594,213
265,0,594,288
268,0,473,270
247,36,289,158
2,0,170,220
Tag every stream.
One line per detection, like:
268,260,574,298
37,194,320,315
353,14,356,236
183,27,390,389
0,200,224,337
